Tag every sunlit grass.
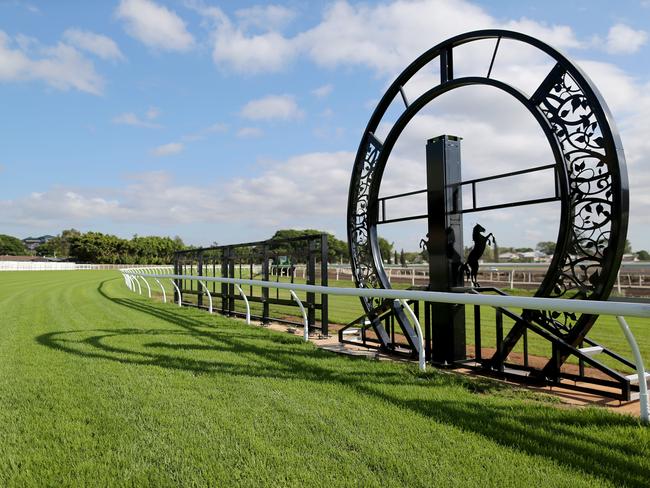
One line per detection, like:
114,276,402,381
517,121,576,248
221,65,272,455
0,270,648,486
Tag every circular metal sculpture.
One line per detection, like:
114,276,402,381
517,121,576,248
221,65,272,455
347,30,628,364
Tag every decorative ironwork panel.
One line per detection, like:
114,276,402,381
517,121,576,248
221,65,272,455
349,134,384,310
535,67,614,331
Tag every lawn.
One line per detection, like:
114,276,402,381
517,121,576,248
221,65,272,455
1,270,649,487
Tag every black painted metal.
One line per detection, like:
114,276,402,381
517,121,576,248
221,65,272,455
174,234,329,334
426,135,466,363
377,162,561,223
347,29,631,397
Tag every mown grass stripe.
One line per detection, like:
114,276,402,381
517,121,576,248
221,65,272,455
0,270,648,487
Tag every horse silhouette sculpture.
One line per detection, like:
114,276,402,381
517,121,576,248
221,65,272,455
460,224,494,287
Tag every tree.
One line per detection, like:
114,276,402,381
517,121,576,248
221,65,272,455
37,228,80,257
536,241,556,255
624,239,632,254
68,231,186,264
419,248,428,262
400,248,406,267
378,237,393,263
269,229,348,263
636,250,650,261
173,235,185,248
394,250,398,264
404,251,425,264
0,234,27,255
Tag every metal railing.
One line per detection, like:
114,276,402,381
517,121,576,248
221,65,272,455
120,267,650,423
0,262,147,271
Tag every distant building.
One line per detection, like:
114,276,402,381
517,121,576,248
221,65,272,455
22,235,55,251
497,252,519,261
495,251,551,262
0,255,48,262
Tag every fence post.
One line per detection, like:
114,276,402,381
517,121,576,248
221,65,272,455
169,279,182,306
320,233,329,336
154,278,166,303
221,248,229,315
262,244,270,324
616,316,649,423
290,290,309,342
307,239,316,329
197,251,203,309
173,255,182,305
228,247,236,314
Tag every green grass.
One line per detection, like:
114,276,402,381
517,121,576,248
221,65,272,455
1,270,649,487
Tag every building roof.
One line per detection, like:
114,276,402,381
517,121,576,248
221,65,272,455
0,255,49,262
23,235,55,242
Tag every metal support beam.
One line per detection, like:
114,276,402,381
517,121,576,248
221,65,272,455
426,135,466,363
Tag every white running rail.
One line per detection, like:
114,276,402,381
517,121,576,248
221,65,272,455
120,267,650,423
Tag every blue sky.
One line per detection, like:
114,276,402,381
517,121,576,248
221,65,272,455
0,0,649,252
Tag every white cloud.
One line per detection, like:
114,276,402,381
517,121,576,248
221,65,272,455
240,94,303,121
0,152,350,228
113,106,161,128
151,142,183,156
63,29,125,61
502,18,583,49
237,127,264,138
0,189,124,225
15,34,38,51
605,23,647,54
234,5,296,31
198,0,583,77
212,21,296,73
3,0,649,249
116,0,194,52
312,84,333,98
187,2,296,73
0,30,104,94
182,122,228,141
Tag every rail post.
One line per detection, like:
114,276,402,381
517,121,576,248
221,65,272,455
169,279,182,306
235,284,250,325
290,290,309,342
616,316,649,423
154,278,166,303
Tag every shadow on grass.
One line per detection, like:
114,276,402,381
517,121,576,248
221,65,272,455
34,278,649,487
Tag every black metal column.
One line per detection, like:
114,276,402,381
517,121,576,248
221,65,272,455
320,234,329,336
228,247,235,313
426,135,466,363
174,255,182,305
221,248,228,315
307,240,316,328
197,251,203,309
262,244,270,324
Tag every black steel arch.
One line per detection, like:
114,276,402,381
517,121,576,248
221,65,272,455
347,29,629,355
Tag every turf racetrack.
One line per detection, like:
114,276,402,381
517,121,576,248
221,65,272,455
0,271,649,487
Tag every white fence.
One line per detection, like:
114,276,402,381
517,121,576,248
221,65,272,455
121,266,650,422
0,262,165,271
327,263,650,292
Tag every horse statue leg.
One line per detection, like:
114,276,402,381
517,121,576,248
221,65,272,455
470,262,480,287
